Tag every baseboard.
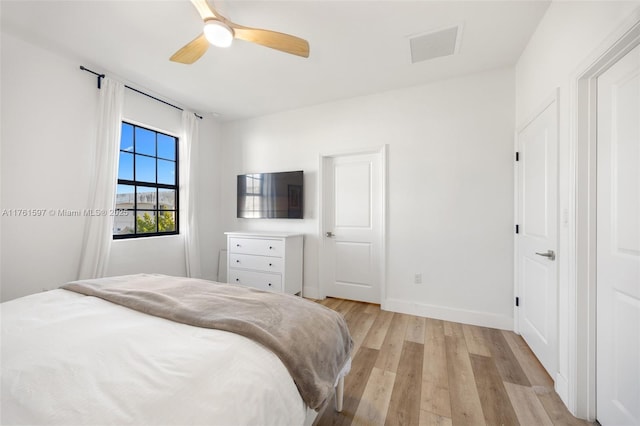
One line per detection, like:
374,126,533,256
384,298,514,330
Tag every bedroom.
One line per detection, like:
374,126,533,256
1,0,639,425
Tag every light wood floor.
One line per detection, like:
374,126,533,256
315,298,590,426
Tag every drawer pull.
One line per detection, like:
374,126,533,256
236,260,240,263
236,244,241,247
269,263,273,266
235,278,240,282
268,283,272,287
269,246,273,250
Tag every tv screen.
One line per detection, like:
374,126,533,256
237,171,303,219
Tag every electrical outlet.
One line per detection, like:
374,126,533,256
414,273,422,284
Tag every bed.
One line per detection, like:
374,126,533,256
1,274,352,425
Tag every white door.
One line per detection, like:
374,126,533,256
321,150,384,304
516,98,558,378
596,43,640,426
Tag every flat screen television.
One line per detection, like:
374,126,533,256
237,170,303,219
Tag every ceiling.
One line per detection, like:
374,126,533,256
1,0,550,121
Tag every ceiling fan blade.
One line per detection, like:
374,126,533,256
190,0,216,20
170,33,210,64
231,25,310,58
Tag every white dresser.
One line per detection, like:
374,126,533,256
225,232,303,295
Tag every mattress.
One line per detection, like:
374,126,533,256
1,288,312,425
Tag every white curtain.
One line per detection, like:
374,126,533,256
77,78,125,279
180,110,202,278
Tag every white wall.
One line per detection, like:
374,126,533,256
195,116,225,282
1,32,96,301
220,67,515,329
0,31,223,301
515,0,639,417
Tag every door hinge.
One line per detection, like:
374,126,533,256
515,224,519,234
515,297,520,307
515,152,520,161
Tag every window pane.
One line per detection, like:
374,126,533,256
116,185,135,210
121,123,134,152
136,187,157,209
159,189,176,210
158,211,176,233
158,159,175,185
113,211,134,235
115,122,179,239
118,152,134,180
136,211,157,234
157,134,176,160
135,127,156,156
135,155,156,183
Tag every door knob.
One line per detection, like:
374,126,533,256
326,231,335,238
535,250,556,261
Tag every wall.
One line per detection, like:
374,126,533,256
1,32,96,301
195,116,225,282
220,67,515,329
0,31,223,301
514,0,639,416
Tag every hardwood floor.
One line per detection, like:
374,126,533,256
315,298,589,426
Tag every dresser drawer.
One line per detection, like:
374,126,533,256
228,269,283,293
228,253,284,273
229,237,284,257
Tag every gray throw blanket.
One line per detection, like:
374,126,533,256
62,274,352,410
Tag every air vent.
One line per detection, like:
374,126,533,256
408,24,462,64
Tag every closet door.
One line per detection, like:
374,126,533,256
596,43,640,426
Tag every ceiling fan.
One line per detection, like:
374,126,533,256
170,0,310,64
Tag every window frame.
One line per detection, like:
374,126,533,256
114,121,179,239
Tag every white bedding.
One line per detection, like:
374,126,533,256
1,289,311,425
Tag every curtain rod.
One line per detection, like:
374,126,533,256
79,66,203,120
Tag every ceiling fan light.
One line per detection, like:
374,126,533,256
203,20,234,48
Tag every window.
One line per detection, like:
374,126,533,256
114,122,179,239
